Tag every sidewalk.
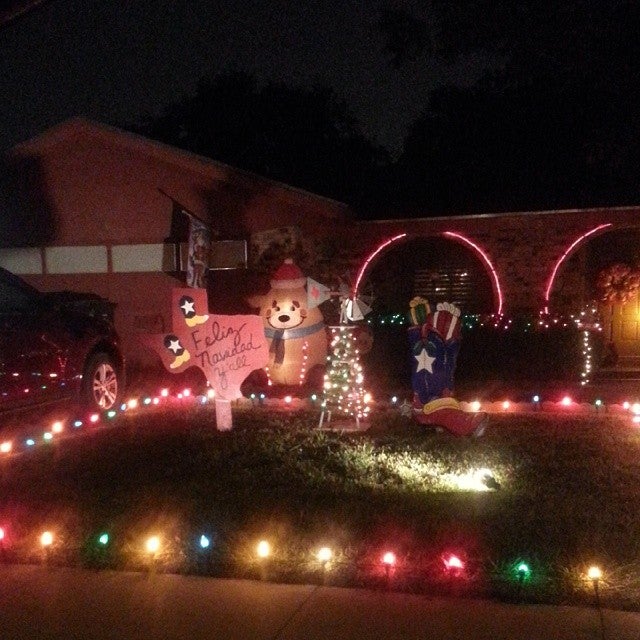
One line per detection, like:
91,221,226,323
1,565,640,639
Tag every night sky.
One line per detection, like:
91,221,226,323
0,0,491,154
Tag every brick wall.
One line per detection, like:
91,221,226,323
359,207,640,315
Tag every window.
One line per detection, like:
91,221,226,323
414,266,492,313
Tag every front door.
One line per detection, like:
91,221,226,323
602,295,640,359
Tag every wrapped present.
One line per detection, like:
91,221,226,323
408,296,431,326
426,302,461,343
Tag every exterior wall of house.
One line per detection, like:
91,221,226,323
3,118,640,370
7,118,345,245
359,208,640,315
0,119,347,369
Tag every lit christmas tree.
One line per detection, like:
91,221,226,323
320,320,371,427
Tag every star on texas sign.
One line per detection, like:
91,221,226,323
142,288,269,403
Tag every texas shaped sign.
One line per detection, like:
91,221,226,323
141,288,269,429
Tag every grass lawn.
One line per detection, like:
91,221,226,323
2,405,640,610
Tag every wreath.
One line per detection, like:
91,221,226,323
597,263,640,304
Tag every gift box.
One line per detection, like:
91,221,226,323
428,309,461,343
407,296,431,326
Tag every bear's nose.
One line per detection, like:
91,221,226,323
278,314,290,323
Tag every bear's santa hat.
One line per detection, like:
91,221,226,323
270,259,306,289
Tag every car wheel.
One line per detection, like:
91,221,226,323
82,353,120,411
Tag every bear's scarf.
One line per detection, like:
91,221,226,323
265,322,325,364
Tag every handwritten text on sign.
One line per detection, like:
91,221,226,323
142,288,269,401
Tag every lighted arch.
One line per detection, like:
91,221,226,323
353,231,503,315
442,231,503,315
353,233,407,297
543,223,612,314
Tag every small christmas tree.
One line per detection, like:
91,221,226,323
320,323,371,427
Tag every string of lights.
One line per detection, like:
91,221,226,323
265,339,310,387
0,387,636,615
2,383,640,460
321,325,372,423
0,520,615,606
368,310,603,332
368,307,603,387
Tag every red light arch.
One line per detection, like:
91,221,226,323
543,223,612,314
353,231,503,315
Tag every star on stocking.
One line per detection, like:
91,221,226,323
415,348,435,373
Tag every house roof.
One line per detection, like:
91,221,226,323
367,203,640,225
8,117,349,218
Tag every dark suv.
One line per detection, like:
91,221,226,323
0,268,125,413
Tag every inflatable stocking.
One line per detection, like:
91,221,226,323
407,297,487,437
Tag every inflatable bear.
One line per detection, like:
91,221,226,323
250,259,327,386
